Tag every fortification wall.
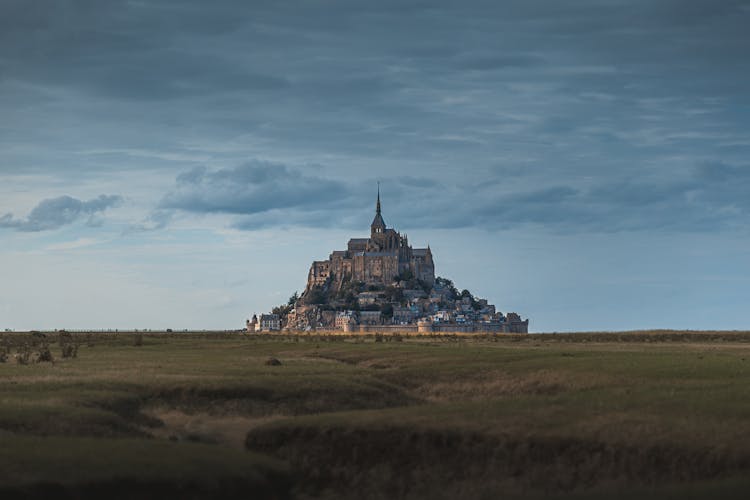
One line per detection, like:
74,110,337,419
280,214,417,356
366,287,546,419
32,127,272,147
357,324,418,333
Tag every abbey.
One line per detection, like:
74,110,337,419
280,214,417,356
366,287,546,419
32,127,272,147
305,188,434,294
252,187,529,333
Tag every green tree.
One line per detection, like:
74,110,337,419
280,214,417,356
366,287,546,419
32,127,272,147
436,276,458,298
305,287,327,305
383,285,405,304
380,303,394,319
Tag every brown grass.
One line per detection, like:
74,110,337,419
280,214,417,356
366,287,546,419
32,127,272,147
145,408,285,450
412,369,600,402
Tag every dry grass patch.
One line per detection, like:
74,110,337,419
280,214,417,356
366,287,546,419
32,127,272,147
413,369,608,402
145,408,285,449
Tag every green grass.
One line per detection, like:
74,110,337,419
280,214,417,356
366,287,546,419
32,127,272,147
2,331,750,498
0,434,287,484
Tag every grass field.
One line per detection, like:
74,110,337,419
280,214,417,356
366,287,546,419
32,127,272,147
2,331,750,499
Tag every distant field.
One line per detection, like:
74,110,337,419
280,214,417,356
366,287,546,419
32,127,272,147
2,331,750,499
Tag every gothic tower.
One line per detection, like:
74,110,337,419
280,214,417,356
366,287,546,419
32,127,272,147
370,183,386,237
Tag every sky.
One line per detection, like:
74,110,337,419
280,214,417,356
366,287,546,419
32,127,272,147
1,0,749,332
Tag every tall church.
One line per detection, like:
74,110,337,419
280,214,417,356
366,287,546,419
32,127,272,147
305,188,435,295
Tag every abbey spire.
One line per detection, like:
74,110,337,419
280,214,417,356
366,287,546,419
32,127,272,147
371,183,386,235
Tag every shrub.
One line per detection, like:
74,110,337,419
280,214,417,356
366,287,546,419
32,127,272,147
36,343,54,363
61,343,79,358
57,330,72,346
265,357,282,366
15,345,31,365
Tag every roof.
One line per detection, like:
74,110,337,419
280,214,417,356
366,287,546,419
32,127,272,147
371,212,386,229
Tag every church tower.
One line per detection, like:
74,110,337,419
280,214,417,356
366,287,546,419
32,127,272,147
370,184,386,237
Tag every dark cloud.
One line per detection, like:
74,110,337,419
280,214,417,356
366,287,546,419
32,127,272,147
469,161,750,232
157,158,750,234
455,54,545,71
160,161,350,215
0,195,122,232
160,162,453,229
1,0,749,237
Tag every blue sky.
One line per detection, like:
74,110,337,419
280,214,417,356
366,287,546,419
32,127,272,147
2,0,749,331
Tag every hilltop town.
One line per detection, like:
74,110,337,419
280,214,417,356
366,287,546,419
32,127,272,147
248,189,528,334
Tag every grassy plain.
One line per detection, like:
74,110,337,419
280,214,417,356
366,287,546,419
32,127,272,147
2,331,750,499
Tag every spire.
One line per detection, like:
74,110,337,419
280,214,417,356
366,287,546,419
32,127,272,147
371,182,386,234
376,182,381,215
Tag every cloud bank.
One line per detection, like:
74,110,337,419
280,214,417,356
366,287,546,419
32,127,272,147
0,195,122,232
1,1,748,238
157,159,750,233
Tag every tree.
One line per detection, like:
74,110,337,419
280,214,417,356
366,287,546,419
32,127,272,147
383,285,405,304
305,287,327,305
436,276,459,298
288,291,299,306
272,302,293,326
380,303,393,319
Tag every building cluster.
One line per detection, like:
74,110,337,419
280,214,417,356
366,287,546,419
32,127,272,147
246,313,280,332
246,189,528,334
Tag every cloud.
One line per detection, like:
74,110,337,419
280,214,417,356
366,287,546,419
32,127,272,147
155,159,750,234
2,1,749,238
158,161,452,230
454,53,544,71
468,161,750,232
0,195,122,232
45,237,104,251
125,210,174,234
160,160,350,216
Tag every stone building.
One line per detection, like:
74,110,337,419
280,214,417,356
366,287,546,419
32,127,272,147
304,188,434,297
246,313,281,332
335,311,357,330
246,314,257,332
257,314,280,332
359,310,382,325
